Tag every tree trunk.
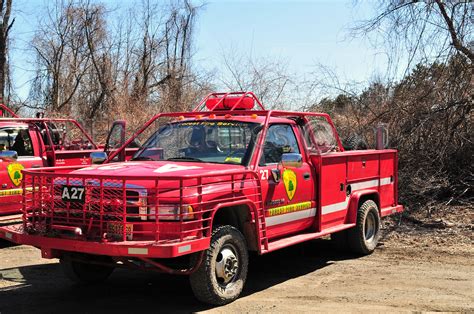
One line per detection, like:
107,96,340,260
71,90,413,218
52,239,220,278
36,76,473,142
0,0,14,105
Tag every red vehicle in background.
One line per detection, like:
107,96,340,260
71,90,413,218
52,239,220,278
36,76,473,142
0,105,129,216
0,93,403,305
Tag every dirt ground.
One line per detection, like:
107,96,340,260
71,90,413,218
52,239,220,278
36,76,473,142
0,209,472,313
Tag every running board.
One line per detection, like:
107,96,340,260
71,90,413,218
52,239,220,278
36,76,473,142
262,223,355,254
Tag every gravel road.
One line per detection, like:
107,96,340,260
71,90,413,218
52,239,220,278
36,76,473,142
1,230,472,313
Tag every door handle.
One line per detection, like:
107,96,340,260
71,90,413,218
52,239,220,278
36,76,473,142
303,172,311,180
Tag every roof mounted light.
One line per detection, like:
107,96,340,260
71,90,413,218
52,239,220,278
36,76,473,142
205,96,255,111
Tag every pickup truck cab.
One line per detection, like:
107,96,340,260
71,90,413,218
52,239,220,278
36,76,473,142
0,105,101,215
0,93,403,305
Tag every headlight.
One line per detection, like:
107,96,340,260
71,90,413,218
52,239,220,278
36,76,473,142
148,204,194,221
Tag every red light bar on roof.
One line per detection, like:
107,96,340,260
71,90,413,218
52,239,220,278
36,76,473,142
205,96,255,110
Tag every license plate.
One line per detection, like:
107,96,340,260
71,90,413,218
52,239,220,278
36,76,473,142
107,222,133,240
61,185,85,203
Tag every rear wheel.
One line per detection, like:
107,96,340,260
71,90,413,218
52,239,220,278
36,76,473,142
61,257,114,284
190,225,248,305
348,200,381,255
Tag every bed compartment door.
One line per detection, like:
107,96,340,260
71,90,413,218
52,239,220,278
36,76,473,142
379,152,396,209
320,156,348,230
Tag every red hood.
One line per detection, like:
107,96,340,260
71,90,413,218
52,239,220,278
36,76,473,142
55,160,257,209
73,161,244,178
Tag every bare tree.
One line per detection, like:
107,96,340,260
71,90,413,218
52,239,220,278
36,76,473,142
108,0,207,120
0,0,14,104
28,0,208,141
218,49,296,109
354,0,473,72
30,0,93,113
160,0,201,111
82,2,112,121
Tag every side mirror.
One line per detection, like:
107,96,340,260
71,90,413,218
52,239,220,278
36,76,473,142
281,153,302,168
271,169,281,183
90,151,108,164
0,150,18,161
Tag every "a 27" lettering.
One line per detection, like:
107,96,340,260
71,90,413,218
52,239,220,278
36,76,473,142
61,186,85,202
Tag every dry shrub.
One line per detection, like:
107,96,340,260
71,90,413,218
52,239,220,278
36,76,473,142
313,55,473,211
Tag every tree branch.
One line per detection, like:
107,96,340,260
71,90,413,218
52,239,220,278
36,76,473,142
435,0,474,63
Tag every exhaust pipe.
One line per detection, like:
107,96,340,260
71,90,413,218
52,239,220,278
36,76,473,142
375,123,389,150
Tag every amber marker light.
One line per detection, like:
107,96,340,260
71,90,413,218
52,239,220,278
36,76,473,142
225,114,231,119
251,114,258,119
178,115,184,120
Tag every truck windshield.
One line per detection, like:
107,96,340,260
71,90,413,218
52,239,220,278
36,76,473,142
132,120,259,165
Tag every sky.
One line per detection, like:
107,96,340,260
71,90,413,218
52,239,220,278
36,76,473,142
194,0,390,80
9,0,393,102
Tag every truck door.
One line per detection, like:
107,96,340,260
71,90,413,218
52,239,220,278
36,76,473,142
105,120,139,162
0,126,43,215
105,120,127,162
258,124,315,239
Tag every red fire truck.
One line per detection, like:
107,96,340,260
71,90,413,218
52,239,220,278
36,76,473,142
0,93,403,305
0,105,103,216
0,105,131,216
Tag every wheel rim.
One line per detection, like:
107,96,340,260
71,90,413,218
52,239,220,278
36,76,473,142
215,244,239,286
364,211,376,242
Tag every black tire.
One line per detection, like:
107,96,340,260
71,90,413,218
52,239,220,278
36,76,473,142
347,200,381,255
189,225,248,305
61,258,114,284
343,134,368,150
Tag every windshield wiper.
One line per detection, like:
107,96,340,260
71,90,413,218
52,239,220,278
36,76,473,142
167,157,203,162
132,156,156,161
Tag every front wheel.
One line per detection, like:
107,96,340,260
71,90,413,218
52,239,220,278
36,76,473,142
190,225,248,305
347,200,381,255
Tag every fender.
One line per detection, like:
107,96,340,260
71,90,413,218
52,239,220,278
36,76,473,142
346,190,380,224
210,199,260,248
210,199,258,221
